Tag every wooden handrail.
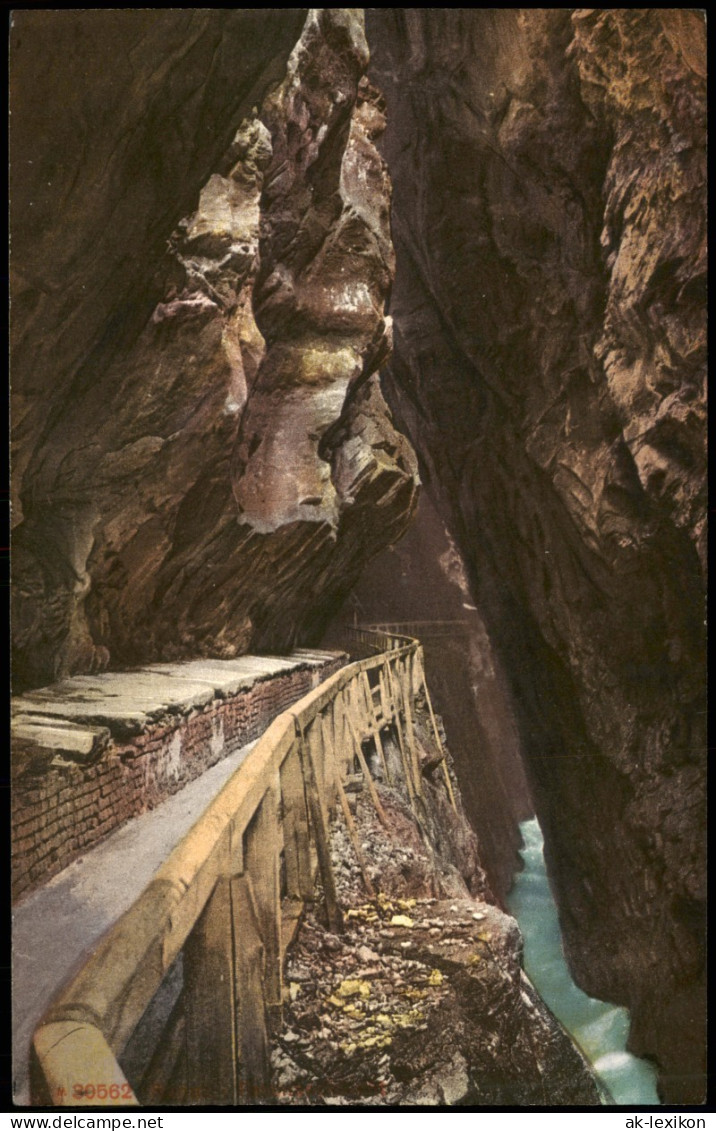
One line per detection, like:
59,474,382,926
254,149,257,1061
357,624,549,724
31,629,453,1106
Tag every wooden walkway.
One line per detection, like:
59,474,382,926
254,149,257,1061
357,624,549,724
26,630,455,1107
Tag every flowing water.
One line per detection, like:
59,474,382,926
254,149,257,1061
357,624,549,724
506,818,660,1106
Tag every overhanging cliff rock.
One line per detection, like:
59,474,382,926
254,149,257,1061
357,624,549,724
11,9,418,691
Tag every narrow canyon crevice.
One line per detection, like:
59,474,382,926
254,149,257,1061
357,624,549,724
10,8,706,1108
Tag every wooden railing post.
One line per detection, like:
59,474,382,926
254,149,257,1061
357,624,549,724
31,631,441,1107
324,696,375,898
232,875,271,1104
332,692,352,779
295,718,342,934
280,746,313,901
183,878,238,1105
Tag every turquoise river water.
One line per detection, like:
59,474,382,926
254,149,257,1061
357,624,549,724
506,818,660,1106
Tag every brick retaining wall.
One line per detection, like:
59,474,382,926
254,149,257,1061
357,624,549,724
12,652,345,902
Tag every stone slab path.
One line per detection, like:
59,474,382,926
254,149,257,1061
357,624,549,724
12,649,340,747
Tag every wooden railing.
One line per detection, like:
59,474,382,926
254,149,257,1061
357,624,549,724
346,622,470,662
31,629,457,1107
360,620,470,640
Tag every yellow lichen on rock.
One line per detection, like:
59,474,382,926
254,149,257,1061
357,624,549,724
390,914,414,928
336,978,371,1000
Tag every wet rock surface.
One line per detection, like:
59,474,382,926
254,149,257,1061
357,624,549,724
272,706,600,1107
367,9,706,1103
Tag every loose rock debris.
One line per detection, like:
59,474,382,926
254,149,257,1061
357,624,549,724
270,717,601,1107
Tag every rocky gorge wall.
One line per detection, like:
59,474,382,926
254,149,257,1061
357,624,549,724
366,8,706,1104
11,9,418,692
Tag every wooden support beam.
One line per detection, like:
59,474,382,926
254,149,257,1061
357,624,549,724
336,776,375,897
377,664,388,719
32,1023,139,1107
384,657,400,717
280,898,304,961
372,724,390,787
340,697,355,775
401,657,423,797
320,708,337,810
309,717,330,824
386,658,421,804
307,715,325,799
358,670,372,725
295,719,343,934
244,779,283,1014
320,689,376,897
416,653,458,812
280,746,313,901
396,719,418,808
361,670,391,783
344,711,389,828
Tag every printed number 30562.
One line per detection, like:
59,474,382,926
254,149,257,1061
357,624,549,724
72,1084,134,1100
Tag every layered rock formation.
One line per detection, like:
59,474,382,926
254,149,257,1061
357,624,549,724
366,8,706,1104
11,9,418,691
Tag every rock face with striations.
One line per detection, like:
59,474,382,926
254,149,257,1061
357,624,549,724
11,9,418,692
366,9,706,1104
